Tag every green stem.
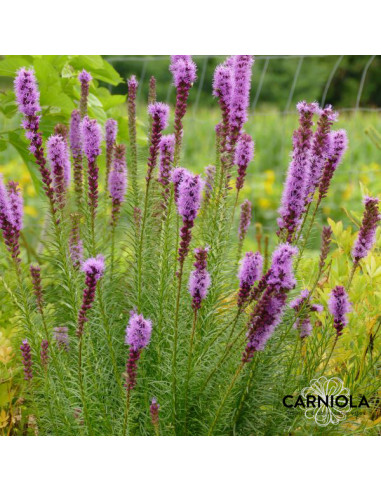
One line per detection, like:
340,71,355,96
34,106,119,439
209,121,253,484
78,337,92,435
171,260,184,431
208,362,244,435
321,334,339,375
184,309,198,434
137,180,151,311
122,390,131,436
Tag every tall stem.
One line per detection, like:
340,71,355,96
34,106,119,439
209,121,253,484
137,180,151,310
171,259,184,431
208,362,244,435
122,390,131,436
321,334,339,375
78,337,92,435
184,309,198,434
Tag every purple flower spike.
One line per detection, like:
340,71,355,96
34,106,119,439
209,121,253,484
238,251,263,307
40,340,49,368
150,398,160,433
277,101,318,240
170,56,197,164
352,196,380,263
235,133,254,191
20,339,33,380
238,199,252,241
105,119,118,184
318,129,348,200
229,55,254,145
81,116,102,216
53,326,69,351
14,69,57,217
109,144,127,227
290,289,323,339
146,102,170,182
305,105,337,201
0,176,23,263
76,255,105,337
213,63,234,156
14,68,41,116
172,167,191,205
176,172,204,265
158,134,175,212
188,247,211,310
125,312,153,391
243,288,287,362
30,264,44,314
70,109,83,203
47,134,71,208
78,69,92,117
267,243,298,292
328,286,351,336
125,311,153,351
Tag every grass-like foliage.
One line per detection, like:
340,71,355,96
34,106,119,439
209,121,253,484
1,55,380,436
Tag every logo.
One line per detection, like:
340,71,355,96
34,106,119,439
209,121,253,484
283,376,369,426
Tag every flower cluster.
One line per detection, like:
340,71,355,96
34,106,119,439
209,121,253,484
352,196,380,263
105,119,118,183
188,247,211,310
318,130,348,200
0,175,23,263
69,109,83,203
82,116,102,215
158,134,175,211
20,339,33,380
78,69,92,117
40,340,49,368
235,133,254,191
237,251,263,307
290,289,323,339
30,264,44,314
108,144,128,227
328,286,351,337
125,312,152,391
146,103,170,182
47,134,71,208
277,102,318,239
238,199,252,242
76,255,105,337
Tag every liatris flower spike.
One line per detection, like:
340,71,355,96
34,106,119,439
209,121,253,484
150,398,160,435
319,226,332,271
108,144,128,227
176,172,204,265
40,340,49,368
105,119,118,184
76,255,105,337
328,286,351,337
125,312,152,390
170,56,197,164
78,69,92,117
81,116,102,217
305,105,337,201
158,134,175,211
318,129,348,200
0,176,23,263
146,102,170,182
277,101,319,240
188,247,211,311
47,134,71,208
14,69,57,216
229,55,254,145
70,109,83,204
238,199,252,241
54,326,69,351
20,339,33,381
149,76,157,104
213,63,234,153
237,251,263,307
235,133,254,192
30,264,44,314
352,196,380,263
267,243,298,292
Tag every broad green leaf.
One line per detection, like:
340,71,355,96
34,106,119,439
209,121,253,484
0,55,34,77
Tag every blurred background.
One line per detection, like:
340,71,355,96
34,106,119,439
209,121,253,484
0,55,380,251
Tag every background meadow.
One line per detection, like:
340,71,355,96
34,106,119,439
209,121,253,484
0,55,380,435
